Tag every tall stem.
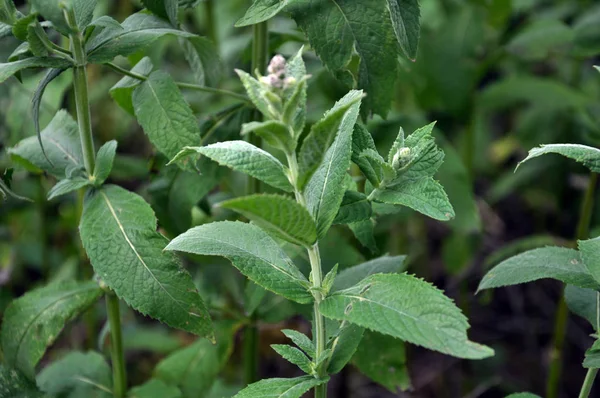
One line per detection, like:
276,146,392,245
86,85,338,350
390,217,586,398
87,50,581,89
204,0,218,50
579,368,599,397
308,245,327,398
106,293,127,398
547,173,597,398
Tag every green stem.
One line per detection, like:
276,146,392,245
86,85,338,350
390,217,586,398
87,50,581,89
243,314,259,384
104,63,250,103
579,369,598,398
308,245,327,398
204,0,218,49
106,293,127,398
547,172,597,398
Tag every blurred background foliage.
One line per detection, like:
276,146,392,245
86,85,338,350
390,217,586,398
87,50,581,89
1,0,600,397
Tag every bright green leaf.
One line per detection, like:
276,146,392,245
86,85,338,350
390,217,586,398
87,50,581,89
387,0,420,60
233,376,328,398
47,177,91,200
235,0,288,27
518,144,600,173
93,140,117,185
0,57,72,84
271,344,312,374
333,255,407,291
110,57,154,115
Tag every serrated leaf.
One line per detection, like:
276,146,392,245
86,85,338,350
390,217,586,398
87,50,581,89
241,120,295,154
142,0,178,25
281,329,315,359
320,273,494,359
348,219,378,253
48,177,91,200
11,13,36,41
110,57,154,115
36,351,112,398
27,24,49,57
80,185,213,338
235,69,277,119
322,264,338,296
517,144,600,173
166,221,312,303
9,110,83,179
0,365,45,398
220,194,317,247
180,36,221,87
288,0,399,116
584,340,600,368
233,376,328,398
0,57,72,84
271,344,312,374
478,247,600,292
333,255,407,291
0,280,103,378
86,13,195,63
333,191,372,225
580,237,600,286
235,0,288,27
129,379,182,398
387,0,420,60
305,93,362,237
133,70,199,167
93,140,117,185
327,323,364,374
352,124,385,185
282,48,308,134
172,142,293,192
298,90,363,188
352,330,411,393
565,285,599,330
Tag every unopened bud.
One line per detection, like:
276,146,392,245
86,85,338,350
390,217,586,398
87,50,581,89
267,54,286,76
392,147,411,169
284,76,297,88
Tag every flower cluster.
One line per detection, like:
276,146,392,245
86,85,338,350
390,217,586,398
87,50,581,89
259,54,297,90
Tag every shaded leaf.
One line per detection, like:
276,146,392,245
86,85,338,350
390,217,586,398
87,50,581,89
110,57,154,115
93,140,117,185
565,285,599,330
233,376,328,398
333,255,407,291
518,144,600,173
387,0,420,60
235,0,288,27
333,191,372,225
129,379,182,398
0,57,72,84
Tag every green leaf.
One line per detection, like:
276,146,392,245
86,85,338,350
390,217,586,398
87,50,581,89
171,142,293,192
9,110,83,179
387,0,420,60
0,178,33,203
11,13,36,41
241,120,295,154
281,329,315,359
288,0,400,116
233,376,328,398
30,0,69,34
166,221,312,304
506,19,573,61
320,273,494,359
0,0,17,24
180,36,221,87
565,285,599,330
142,0,178,25
580,237,600,285
47,177,91,200
352,330,411,392
322,263,338,296
235,0,288,27
584,340,600,369
282,48,308,134
333,191,372,225
235,69,277,119
505,394,542,398
327,323,364,374
80,185,213,338
517,144,600,173
352,124,388,186
271,344,312,374
36,351,112,398
333,255,407,291
133,70,200,167
27,24,50,57
86,13,195,63
478,247,600,292
305,93,362,238
110,57,154,115
0,57,72,84
348,219,378,253
129,379,182,398
0,365,45,398
0,21,12,39
220,194,317,247
298,90,363,188
155,321,238,397
93,140,117,185
0,280,103,378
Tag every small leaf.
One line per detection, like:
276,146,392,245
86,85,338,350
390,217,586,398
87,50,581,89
386,0,420,60
322,264,338,296
36,351,112,398
282,47,308,135
235,69,277,119
281,329,315,359
585,340,600,369
271,344,312,374
233,376,329,398
353,124,388,185
565,285,599,330
478,247,600,292
333,191,372,225
110,57,154,115
320,273,494,359
517,144,600,173
0,178,33,202
235,0,288,27
333,255,407,291
0,57,72,84
47,177,91,200
241,120,295,154
580,237,600,286
327,323,364,374
172,142,293,192
220,194,317,247
166,221,312,304
0,280,103,378
129,379,182,398
93,140,117,185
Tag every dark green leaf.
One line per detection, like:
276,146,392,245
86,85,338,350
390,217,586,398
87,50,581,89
348,219,378,253
180,36,221,87
271,344,312,374
235,0,288,27
142,0,178,25
584,340,600,369
565,285,599,330
387,0,420,60
0,365,44,398
129,379,182,398
327,323,364,374
233,376,328,398
333,191,372,225
333,255,407,291
0,57,72,84
110,57,154,115
281,329,315,359
93,140,117,185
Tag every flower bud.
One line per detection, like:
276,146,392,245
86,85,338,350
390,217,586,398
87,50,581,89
267,54,286,76
392,147,411,169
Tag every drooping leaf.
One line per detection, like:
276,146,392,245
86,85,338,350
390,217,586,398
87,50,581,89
0,281,103,378
0,0,17,24
506,19,573,61
235,0,288,27
584,339,600,369
271,344,312,374
171,142,293,192
0,57,72,84
93,140,117,185
348,219,378,253
133,70,200,167
129,379,182,398
241,120,295,154
352,330,411,393
110,57,154,115
166,221,312,304
36,351,112,398
333,191,372,225
517,144,600,173
305,93,362,237
141,0,178,25
80,185,213,338
0,365,45,398
580,237,600,286
221,194,317,247
327,323,364,374
47,177,91,200
0,178,33,202
478,247,600,292
320,273,494,359
333,255,407,291
565,285,599,330
386,0,420,60
180,36,221,87
233,376,328,398
281,329,315,359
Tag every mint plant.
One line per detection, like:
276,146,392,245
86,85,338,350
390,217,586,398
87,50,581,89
166,51,493,397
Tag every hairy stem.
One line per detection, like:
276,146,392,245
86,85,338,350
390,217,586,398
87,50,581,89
547,172,597,398
106,293,127,398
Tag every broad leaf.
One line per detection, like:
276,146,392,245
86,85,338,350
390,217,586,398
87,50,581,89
333,191,372,225
37,351,112,398
220,194,317,247
517,144,600,173
333,255,407,291
288,0,400,116
171,142,293,192
80,185,213,338
110,57,154,115
0,365,44,398
129,379,182,398
387,0,420,60
133,70,200,167
181,36,221,87
0,57,72,84
48,177,91,200
93,140,117,185
0,280,103,378
305,94,362,237
233,376,328,398
565,285,599,330
271,344,312,374
30,0,97,33
320,273,494,359
478,247,600,292
166,221,312,303
235,0,288,27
